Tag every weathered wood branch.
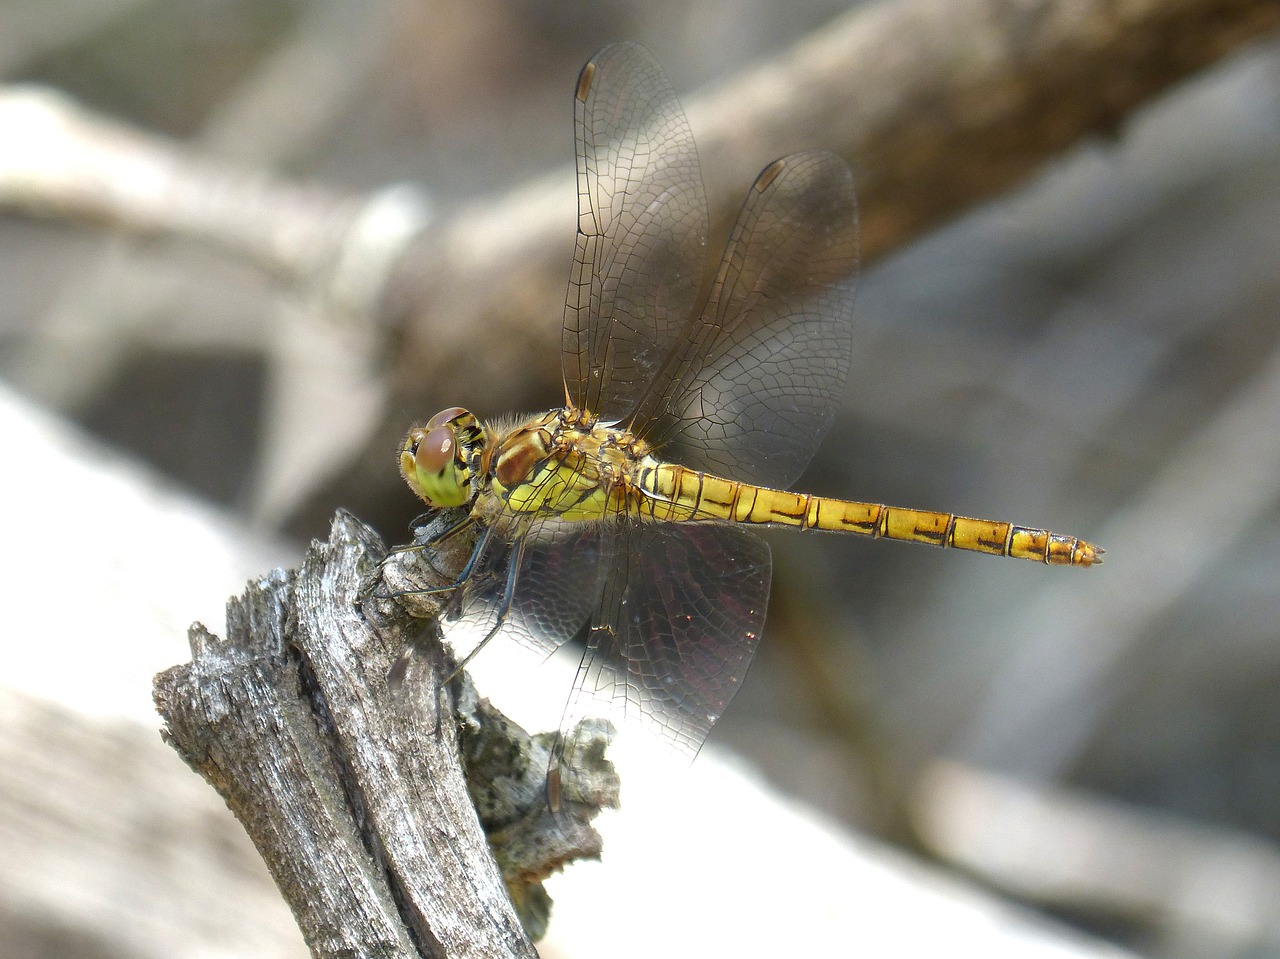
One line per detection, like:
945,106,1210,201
153,511,617,958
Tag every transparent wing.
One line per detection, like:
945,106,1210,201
446,520,609,663
553,522,771,768
629,150,859,489
562,41,709,420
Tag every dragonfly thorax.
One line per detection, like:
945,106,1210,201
488,408,652,522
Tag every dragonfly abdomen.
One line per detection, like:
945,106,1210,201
639,463,1101,567
843,504,1102,566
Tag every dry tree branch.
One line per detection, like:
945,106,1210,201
2,0,1274,343
0,84,417,321
386,0,1280,390
153,512,618,957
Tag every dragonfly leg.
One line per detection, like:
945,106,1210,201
441,532,529,685
389,511,478,558
384,523,500,692
376,514,487,603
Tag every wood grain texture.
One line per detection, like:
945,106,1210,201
154,512,617,958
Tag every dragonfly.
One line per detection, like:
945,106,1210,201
397,43,1101,804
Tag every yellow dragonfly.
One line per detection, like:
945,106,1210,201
397,43,1101,801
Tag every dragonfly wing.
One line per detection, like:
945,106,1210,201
562,42,709,421
554,522,771,767
630,150,859,489
448,521,608,662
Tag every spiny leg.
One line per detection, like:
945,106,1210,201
375,511,480,615
386,521,500,690
440,531,530,685
399,531,531,746
386,510,478,562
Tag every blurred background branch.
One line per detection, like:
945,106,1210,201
1,0,1277,528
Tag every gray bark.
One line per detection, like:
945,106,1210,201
153,511,617,958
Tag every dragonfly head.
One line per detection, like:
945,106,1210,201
399,407,487,508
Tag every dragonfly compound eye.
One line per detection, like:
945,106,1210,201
426,406,471,429
399,421,473,508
